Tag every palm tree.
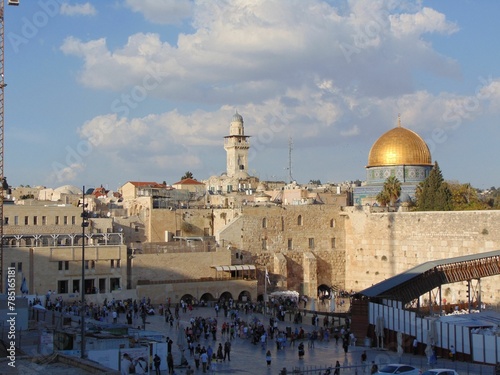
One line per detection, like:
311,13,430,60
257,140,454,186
385,176,402,206
376,176,401,206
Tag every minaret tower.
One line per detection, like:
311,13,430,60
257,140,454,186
224,111,250,177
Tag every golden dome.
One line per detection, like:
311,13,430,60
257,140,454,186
367,124,432,167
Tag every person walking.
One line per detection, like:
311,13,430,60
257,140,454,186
265,350,272,366
153,354,161,375
334,360,341,375
298,342,305,359
224,340,231,361
167,352,174,374
413,338,418,355
449,345,456,361
200,350,209,373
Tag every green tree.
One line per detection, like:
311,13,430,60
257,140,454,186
181,171,194,180
448,182,489,210
415,162,452,211
376,176,401,206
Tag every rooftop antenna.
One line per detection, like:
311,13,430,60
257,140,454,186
288,136,294,183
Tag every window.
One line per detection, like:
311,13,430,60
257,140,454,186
14,216,18,225
85,260,95,270
58,261,69,271
24,216,29,225
57,280,68,294
262,239,267,250
42,216,46,225
55,216,59,225
10,262,15,268
308,238,315,249
63,216,68,225
331,238,336,249
330,219,336,228
33,216,38,225
135,226,139,232
71,216,76,225
17,262,22,272
288,238,293,250
111,259,121,269
262,218,267,228
4,217,8,225
72,280,80,293
297,215,303,226
110,278,120,291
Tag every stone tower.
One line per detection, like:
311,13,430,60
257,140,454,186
224,111,250,178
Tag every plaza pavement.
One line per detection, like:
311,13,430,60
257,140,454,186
141,306,487,375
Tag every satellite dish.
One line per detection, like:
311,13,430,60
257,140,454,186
106,212,111,217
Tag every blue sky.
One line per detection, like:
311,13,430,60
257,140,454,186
4,0,500,191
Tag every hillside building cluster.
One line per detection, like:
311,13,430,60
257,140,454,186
3,112,500,313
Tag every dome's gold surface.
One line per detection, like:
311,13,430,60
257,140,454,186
367,126,432,167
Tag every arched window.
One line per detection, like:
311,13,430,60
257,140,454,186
330,219,336,228
262,218,267,228
297,215,303,226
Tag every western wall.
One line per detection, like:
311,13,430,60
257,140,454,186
343,206,500,305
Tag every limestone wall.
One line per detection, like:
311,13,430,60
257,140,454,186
130,249,231,287
343,207,500,303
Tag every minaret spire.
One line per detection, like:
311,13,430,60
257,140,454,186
397,113,402,127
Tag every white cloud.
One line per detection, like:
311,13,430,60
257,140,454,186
60,2,97,16
390,7,459,36
58,0,493,183
125,0,193,25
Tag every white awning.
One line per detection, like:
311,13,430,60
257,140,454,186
213,265,256,272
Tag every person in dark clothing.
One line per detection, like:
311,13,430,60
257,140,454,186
224,340,231,361
153,354,161,375
334,360,341,375
167,352,174,374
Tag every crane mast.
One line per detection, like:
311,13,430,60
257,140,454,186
0,1,6,294
0,0,19,293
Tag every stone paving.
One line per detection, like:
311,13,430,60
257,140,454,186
141,306,489,375
0,305,492,375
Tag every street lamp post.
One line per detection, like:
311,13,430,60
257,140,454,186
80,186,89,359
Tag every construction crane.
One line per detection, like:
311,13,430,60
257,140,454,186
0,0,20,293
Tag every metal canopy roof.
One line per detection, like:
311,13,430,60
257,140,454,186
359,250,500,304
213,265,256,272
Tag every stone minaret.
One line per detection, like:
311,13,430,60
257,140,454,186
224,111,250,177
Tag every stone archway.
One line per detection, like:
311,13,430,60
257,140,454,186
219,291,233,304
180,294,197,305
200,293,216,306
318,284,332,301
238,290,252,302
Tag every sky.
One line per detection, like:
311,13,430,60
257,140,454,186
3,0,500,191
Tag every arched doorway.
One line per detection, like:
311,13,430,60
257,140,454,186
318,284,332,302
180,294,197,305
218,291,233,304
200,293,215,307
238,290,252,302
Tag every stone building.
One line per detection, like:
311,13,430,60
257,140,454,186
2,203,127,297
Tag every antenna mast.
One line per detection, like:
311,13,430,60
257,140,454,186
288,136,294,183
